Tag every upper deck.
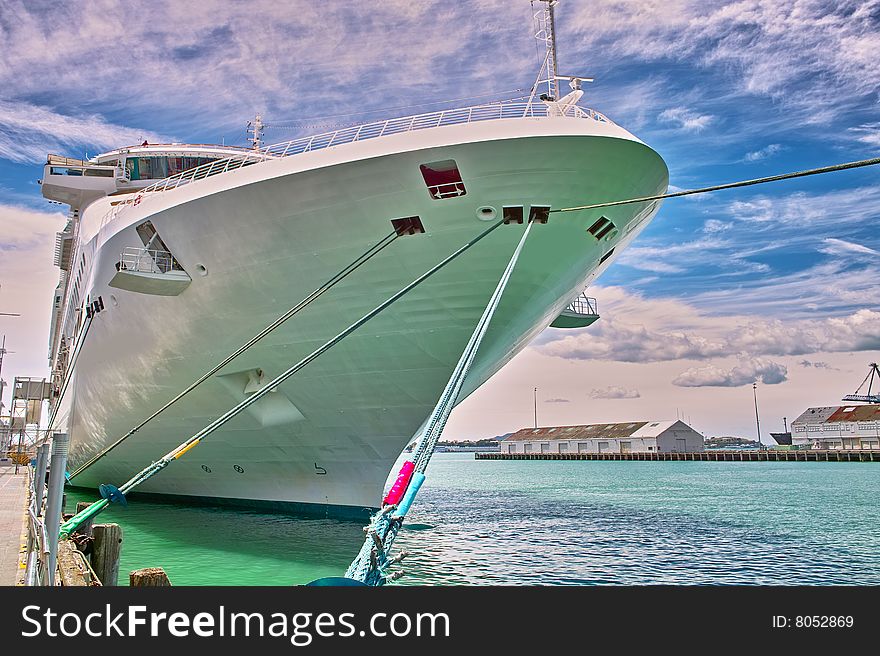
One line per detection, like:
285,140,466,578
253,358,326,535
40,144,262,209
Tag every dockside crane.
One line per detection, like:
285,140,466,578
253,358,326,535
842,363,880,404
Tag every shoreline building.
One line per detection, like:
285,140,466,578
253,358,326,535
791,405,880,450
502,420,704,455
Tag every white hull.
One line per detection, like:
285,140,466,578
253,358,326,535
58,116,667,516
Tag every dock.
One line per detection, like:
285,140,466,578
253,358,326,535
0,464,28,585
475,449,880,462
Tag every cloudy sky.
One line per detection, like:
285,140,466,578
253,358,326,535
0,0,878,441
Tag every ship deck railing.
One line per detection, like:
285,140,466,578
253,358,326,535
141,100,612,196
98,99,612,228
565,292,598,316
117,247,183,275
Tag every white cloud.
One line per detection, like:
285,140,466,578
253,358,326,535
565,0,880,118
744,143,782,161
589,385,641,399
702,219,731,234
618,237,727,274
0,101,165,163
0,0,527,142
0,203,67,390
819,238,880,257
658,107,714,132
726,187,880,229
847,123,880,147
538,286,880,364
672,358,787,387
543,397,570,404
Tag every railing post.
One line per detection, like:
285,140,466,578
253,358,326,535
43,432,69,586
33,443,49,515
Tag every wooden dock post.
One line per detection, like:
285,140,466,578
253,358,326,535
92,523,123,586
73,501,94,538
130,567,172,587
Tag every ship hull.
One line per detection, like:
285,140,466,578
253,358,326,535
60,118,667,515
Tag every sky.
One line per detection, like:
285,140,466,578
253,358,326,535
0,0,878,442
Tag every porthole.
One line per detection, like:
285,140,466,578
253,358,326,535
476,206,496,221
604,228,619,242
195,264,208,276
109,294,118,307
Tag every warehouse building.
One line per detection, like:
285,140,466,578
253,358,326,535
502,420,704,454
791,404,880,450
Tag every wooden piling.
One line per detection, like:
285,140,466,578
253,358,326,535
92,523,123,586
130,567,172,587
73,501,94,538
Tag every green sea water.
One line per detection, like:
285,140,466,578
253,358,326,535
67,453,880,585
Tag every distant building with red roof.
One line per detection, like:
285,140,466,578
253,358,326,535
791,404,880,450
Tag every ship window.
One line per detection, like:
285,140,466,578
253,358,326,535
126,156,220,180
50,167,83,176
134,221,182,272
587,216,610,237
137,158,153,179
168,157,184,175
420,160,466,199
503,206,524,224
136,221,158,248
84,168,114,177
599,248,615,264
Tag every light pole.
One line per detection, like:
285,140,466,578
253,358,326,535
753,382,762,451
534,387,538,429
0,335,8,417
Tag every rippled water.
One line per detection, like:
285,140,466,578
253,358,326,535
68,454,880,585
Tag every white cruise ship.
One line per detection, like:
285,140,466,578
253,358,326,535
39,1,668,517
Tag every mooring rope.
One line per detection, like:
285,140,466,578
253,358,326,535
69,230,400,479
345,220,535,586
552,156,880,214
340,154,880,586
59,218,508,538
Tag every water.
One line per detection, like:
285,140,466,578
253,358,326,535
68,454,880,585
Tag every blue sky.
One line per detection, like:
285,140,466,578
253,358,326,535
1,0,878,439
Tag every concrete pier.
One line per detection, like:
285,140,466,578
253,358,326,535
0,464,29,585
476,449,880,462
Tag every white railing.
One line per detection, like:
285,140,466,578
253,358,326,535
117,247,182,274
565,292,598,316
136,100,611,197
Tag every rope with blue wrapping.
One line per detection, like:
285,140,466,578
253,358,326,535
344,220,535,586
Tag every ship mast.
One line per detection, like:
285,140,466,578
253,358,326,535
247,114,265,150
533,0,560,99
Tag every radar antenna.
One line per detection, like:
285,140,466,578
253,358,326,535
246,114,265,150
842,363,880,404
